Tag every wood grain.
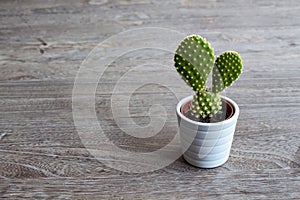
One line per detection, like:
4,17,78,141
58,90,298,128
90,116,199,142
1,169,300,199
0,0,300,199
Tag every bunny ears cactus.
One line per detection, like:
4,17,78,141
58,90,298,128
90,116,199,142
174,35,243,120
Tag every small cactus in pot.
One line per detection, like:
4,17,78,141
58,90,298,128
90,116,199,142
174,35,243,168
174,35,243,122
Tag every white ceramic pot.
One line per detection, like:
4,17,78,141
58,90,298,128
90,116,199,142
176,95,239,168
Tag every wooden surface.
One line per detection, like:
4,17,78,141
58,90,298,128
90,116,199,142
1,0,300,199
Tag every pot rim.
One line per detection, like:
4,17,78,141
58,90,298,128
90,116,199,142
176,95,239,127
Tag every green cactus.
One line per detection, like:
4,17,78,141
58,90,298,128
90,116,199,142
212,51,243,93
174,35,214,92
174,35,243,121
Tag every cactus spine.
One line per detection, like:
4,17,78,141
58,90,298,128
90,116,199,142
174,35,243,120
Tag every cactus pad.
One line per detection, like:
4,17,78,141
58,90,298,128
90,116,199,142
212,51,243,93
174,35,243,121
174,35,214,92
191,90,222,119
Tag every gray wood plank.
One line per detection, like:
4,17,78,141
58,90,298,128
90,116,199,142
0,0,300,199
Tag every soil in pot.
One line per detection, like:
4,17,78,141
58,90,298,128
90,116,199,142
181,99,234,123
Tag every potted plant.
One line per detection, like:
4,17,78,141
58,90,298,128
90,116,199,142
174,35,243,168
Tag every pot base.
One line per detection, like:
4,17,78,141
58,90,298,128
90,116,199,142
183,153,229,169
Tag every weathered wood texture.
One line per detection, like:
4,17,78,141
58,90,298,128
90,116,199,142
0,0,300,199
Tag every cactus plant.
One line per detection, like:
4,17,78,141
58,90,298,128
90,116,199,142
174,35,243,121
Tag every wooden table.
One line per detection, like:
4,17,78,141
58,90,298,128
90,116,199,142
1,0,299,199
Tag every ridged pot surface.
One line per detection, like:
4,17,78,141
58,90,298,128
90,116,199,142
176,95,239,168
